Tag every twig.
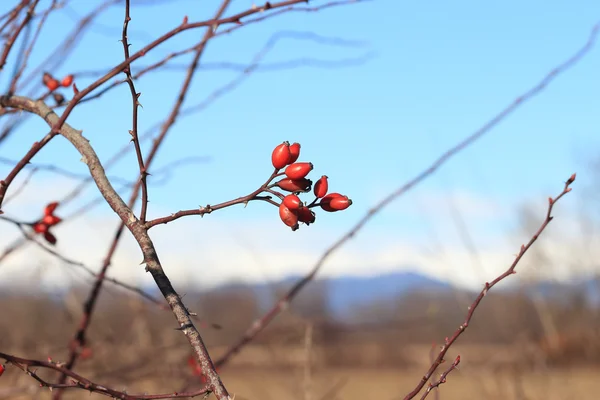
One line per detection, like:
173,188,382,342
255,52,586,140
145,170,279,228
0,0,39,71
1,95,231,400
51,3,233,396
419,356,461,400
120,0,148,223
403,175,575,399
0,352,210,400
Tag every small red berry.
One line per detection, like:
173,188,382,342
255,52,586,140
288,142,301,163
44,202,59,216
46,78,60,91
61,74,74,87
285,162,313,180
272,141,291,170
314,175,328,198
319,193,343,212
32,222,48,233
42,214,61,226
279,203,299,230
0,363,4,377
283,194,303,210
44,231,57,245
275,178,312,193
297,207,316,225
329,195,352,211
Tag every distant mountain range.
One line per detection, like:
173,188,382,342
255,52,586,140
210,271,600,318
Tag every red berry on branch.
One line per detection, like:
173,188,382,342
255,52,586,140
297,207,316,225
33,222,48,233
329,195,352,211
285,162,313,180
272,141,291,169
288,142,301,164
44,202,59,216
279,203,299,231
319,193,343,212
275,178,312,193
61,74,74,87
42,214,61,227
283,194,303,210
0,364,4,377
46,79,60,91
314,175,328,198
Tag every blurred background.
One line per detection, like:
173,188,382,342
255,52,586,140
0,1,599,399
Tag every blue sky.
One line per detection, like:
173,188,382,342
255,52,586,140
1,0,599,291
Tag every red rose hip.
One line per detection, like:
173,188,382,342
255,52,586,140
283,194,303,210
272,142,291,170
275,178,312,193
329,195,352,211
285,162,313,180
279,203,299,230
297,207,316,225
288,142,301,163
314,175,328,198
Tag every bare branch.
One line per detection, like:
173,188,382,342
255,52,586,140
419,356,461,400
120,0,149,223
0,94,230,400
403,175,575,399
0,0,39,71
0,351,210,399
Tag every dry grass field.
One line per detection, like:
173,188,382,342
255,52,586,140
2,290,599,400
3,362,599,400
2,342,599,400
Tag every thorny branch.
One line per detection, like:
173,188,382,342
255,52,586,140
404,175,575,399
0,95,231,400
419,356,461,400
51,1,231,396
0,351,210,400
121,0,148,223
0,0,39,71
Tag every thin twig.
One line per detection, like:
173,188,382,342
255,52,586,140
404,175,575,399
0,351,210,400
419,356,461,400
0,0,39,70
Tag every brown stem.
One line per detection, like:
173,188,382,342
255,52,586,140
1,95,231,400
403,176,575,399
0,351,210,399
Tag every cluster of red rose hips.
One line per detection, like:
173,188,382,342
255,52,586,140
43,72,73,92
268,141,352,231
42,72,76,106
30,201,62,245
